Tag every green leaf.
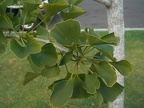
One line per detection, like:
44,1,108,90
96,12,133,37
110,60,133,76
0,14,13,29
61,5,85,20
85,27,100,38
96,91,103,106
94,61,117,87
10,34,41,58
98,79,124,102
27,56,41,73
0,0,13,15
29,54,45,69
37,9,53,25
94,44,116,61
68,0,83,5
23,1,39,15
41,65,60,78
38,43,58,66
48,73,72,90
86,32,119,46
0,43,5,54
50,80,73,108
44,0,69,17
87,33,109,45
79,31,88,42
36,25,49,36
71,76,92,98
50,19,80,47
59,51,73,66
0,28,8,54
83,74,100,94
23,72,40,85
101,33,120,45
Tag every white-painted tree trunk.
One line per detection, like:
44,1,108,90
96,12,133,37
106,0,125,108
94,0,125,108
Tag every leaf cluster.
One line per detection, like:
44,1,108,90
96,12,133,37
0,0,132,107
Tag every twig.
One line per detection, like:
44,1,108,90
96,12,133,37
93,0,112,7
5,34,67,53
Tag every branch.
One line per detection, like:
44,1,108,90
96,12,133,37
5,35,67,53
93,0,112,7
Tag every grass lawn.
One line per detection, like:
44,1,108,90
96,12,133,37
0,30,144,108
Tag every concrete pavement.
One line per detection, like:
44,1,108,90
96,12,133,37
76,0,144,29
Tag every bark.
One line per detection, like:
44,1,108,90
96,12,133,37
94,0,112,7
94,0,125,108
106,1,125,108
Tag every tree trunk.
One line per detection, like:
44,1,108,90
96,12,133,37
94,0,125,107
106,0,125,108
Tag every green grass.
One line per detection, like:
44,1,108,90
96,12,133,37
124,30,144,108
0,30,144,108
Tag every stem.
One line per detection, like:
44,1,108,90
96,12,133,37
80,62,93,74
3,15,19,36
83,46,93,55
22,14,27,35
64,64,69,73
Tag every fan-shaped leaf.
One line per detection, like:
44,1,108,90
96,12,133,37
61,5,85,20
94,44,116,61
110,60,133,76
50,19,80,47
50,80,73,108
0,0,13,15
29,54,45,69
44,0,69,17
27,56,41,73
83,74,100,94
71,76,92,98
10,34,41,58
59,51,73,65
0,29,8,54
23,1,39,15
68,0,83,5
41,65,60,78
86,32,119,45
38,43,58,66
98,79,124,102
94,61,117,87
23,72,40,85
101,33,120,45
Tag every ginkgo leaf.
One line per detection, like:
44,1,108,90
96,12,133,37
50,80,73,108
27,56,42,73
101,33,120,45
50,19,80,47
98,79,124,102
110,60,133,76
83,74,100,94
38,43,58,66
72,76,92,98
67,0,83,5
59,51,73,65
10,34,41,58
61,5,85,20
94,44,116,61
94,61,117,87
23,72,40,85
41,65,60,78
44,0,69,17
23,1,39,15
0,28,8,54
